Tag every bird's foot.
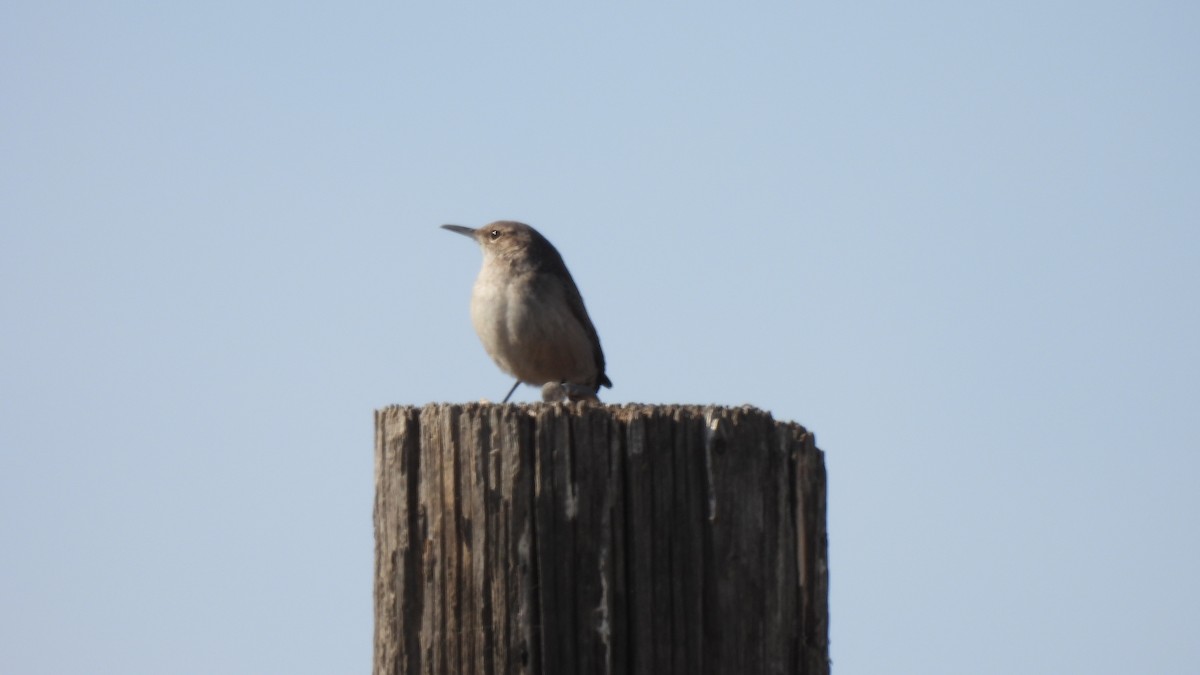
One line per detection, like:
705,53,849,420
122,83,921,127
540,382,599,402
562,382,599,402
540,382,567,402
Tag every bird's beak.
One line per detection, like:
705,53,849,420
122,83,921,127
441,224,476,238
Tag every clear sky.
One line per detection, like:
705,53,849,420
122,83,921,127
2,2,1197,673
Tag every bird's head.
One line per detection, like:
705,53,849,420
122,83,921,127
441,221,552,268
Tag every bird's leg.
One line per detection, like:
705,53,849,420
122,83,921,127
540,382,567,402
501,380,521,403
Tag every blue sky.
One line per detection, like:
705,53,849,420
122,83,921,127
2,2,1197,673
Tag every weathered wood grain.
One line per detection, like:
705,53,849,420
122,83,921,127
374,403,828,675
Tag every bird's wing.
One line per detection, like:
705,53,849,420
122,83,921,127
539,245,611,391
561,272,611,390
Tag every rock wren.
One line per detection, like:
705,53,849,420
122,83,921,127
441,220,612,403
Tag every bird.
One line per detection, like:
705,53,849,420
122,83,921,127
441,220,611,403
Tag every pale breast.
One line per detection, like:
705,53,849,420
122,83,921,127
470,268,596,386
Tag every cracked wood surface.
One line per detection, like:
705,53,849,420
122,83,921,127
374,403,828,675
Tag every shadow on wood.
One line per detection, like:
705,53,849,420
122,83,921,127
374,403,828,675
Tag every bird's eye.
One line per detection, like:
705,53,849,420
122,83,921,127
489,230,501,240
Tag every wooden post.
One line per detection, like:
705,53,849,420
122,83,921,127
374,403,828,675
